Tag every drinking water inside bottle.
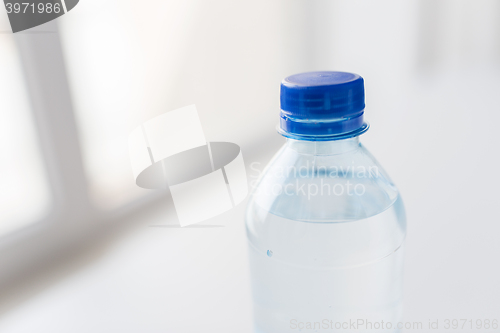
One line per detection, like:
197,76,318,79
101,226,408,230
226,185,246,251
245,138,406,332
247,196,405,332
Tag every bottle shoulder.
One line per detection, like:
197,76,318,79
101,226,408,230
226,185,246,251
247,141,402,222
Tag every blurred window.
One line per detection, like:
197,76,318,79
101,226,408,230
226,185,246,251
0,15,51,237
57,0,306,209
57,0,193,208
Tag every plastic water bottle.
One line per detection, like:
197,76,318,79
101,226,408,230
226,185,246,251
245,72,406,332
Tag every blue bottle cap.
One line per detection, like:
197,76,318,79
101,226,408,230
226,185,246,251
279,71,369,140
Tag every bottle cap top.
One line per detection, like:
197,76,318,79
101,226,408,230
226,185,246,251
279,71,368,140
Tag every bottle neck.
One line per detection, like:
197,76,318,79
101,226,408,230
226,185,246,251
286,136,360,155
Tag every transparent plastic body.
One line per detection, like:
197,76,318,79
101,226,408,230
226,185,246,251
245,137,406,333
